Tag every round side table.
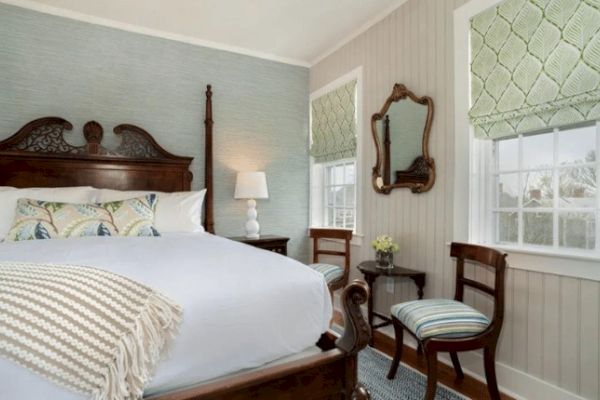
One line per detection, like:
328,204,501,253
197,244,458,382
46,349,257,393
357,260,426,344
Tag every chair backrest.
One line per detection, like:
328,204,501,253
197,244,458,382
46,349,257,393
450,242,507,326
309,228,353,274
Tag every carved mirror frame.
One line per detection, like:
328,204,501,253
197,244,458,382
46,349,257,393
371,83,435,194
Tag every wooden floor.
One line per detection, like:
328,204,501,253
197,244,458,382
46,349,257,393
333,311,514,400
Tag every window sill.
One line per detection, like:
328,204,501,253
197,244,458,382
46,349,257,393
448,242,600,281
308,228,363,247
492,244,600,263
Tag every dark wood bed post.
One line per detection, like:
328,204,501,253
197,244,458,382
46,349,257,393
336,280,371,400
204,85,215,234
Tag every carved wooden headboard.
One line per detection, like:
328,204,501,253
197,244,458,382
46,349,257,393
0,85,215,233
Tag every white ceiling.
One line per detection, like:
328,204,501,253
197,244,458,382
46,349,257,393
3,0,407,66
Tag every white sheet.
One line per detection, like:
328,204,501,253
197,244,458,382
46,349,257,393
0,233,332,399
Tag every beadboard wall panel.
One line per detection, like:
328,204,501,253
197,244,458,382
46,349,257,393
0,3,310,261
310,0,600,398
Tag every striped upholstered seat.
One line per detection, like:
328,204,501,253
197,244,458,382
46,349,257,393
309,263,344,284
391,299,490,340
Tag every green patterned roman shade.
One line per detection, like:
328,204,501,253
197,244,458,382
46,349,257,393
310,80,357,163
469,0,600,139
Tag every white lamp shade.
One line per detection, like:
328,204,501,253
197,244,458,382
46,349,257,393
234,171,269,199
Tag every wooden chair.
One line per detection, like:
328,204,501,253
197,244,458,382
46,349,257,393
308,228,353,292
387,242,507,400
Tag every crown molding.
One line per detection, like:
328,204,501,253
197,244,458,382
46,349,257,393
309,0,409,66
1,0,311,68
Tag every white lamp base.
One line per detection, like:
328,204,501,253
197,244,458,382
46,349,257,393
244,199,260,239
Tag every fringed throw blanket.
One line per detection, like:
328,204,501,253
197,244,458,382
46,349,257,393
0,262,182,399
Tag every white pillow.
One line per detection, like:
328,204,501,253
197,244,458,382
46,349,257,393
0,186,96,241
93,189,206,233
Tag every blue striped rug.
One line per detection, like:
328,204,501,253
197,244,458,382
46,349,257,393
358,347,466,400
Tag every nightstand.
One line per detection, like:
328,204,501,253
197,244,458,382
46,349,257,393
227,235,289,255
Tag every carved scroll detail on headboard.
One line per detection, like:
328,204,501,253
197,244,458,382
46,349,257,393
0,117,190,161
110,124,172,159
0,118,82,155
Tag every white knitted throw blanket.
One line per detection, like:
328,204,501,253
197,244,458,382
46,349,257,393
0,261,182,399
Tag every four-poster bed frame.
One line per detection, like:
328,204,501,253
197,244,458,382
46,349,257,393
0,85,371,400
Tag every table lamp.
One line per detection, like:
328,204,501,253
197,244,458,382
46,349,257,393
234,171,269,238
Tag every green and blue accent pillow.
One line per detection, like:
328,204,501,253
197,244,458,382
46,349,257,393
7,194,160,241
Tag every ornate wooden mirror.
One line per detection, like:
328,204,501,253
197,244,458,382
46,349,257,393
371,84,435,194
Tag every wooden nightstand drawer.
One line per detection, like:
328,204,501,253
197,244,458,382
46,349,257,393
227,235,290,256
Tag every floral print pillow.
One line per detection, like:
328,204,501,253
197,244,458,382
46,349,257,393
7,194,160,241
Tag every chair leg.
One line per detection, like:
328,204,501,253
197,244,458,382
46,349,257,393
423,350,438,400
450,351,464,380
387,318,404,379
484,344,501,400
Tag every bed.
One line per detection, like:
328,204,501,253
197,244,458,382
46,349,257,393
0,86,371,400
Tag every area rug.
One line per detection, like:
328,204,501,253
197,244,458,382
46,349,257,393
358,347,466,400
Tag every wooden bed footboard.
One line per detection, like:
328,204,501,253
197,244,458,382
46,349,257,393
146,280,371,400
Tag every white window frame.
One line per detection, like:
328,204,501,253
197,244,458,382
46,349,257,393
454,0,600,281
309,67,363,245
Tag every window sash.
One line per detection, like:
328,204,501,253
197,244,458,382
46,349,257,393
488,121,600,254
322,159,357,229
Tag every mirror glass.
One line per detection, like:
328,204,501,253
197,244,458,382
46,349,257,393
372,84,435,194
380,100,428,172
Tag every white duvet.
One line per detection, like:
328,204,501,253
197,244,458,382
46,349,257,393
0,233,332,399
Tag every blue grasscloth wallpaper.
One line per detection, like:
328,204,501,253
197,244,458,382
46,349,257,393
0,4,310,261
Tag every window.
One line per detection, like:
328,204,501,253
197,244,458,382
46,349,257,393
490,122,599,254
309,68,361,233
323,159,356,229
455,0,600,279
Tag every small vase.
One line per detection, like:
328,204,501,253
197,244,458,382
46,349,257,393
375,251,394,269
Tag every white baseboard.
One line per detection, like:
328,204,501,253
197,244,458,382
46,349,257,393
332,298,583,400
403,337,584,400
459,352,586,400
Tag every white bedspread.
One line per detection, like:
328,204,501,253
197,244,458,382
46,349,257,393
0,233,332,399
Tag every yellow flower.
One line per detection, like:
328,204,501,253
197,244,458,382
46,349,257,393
372,234,399,253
